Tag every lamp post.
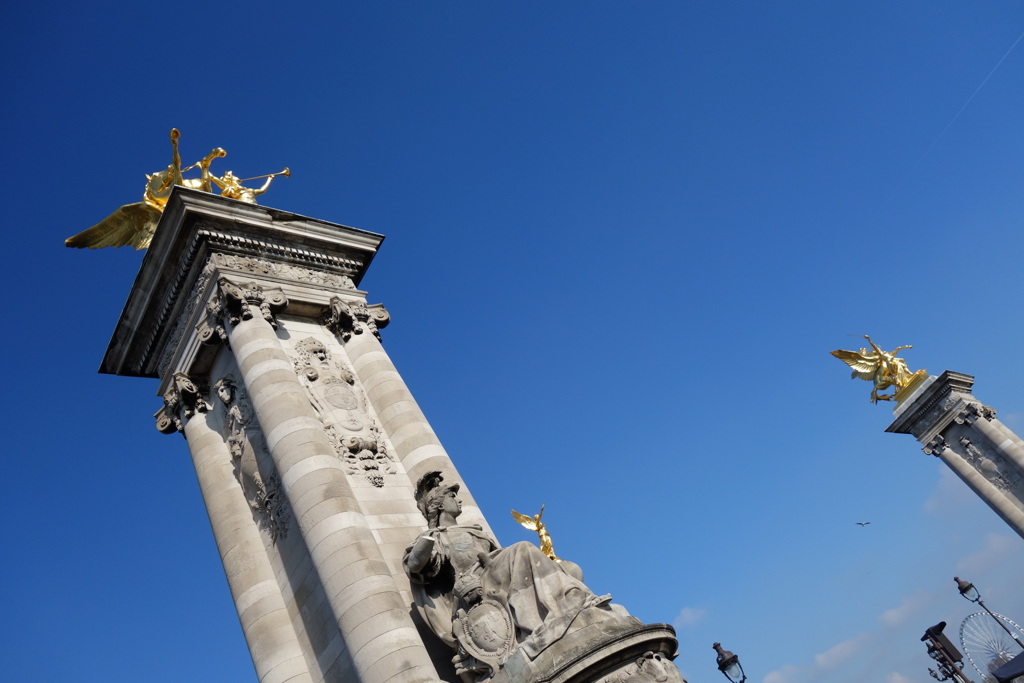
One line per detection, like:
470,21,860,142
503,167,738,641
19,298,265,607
713,642,747,683
954,577,1024,648
921,622,972,683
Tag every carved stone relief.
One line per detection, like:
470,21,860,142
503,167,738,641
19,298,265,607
291,336,396,487
214,375,291,542
158,259,216,378
602,651,687,683
957,436,1019,493
322,296,390,342
212,253,357,291
953,402,998,427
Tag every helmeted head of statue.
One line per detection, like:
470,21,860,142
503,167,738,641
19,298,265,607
415,470,461,528
214,376,237,405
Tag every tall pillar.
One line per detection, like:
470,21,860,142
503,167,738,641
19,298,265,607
887,371,1024,539
160,373,314,683
215,283,436,683
98,187,688,683
102,189,445,682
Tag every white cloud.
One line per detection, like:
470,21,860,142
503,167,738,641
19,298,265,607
814,634,868,670
955,532,1016,578
879,591,934,628
672,606,707,629
763,634,871,683
886,672,912,683
763,664,802,683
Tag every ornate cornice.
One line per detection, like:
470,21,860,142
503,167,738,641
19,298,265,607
886,371,977,440
101,189,384,379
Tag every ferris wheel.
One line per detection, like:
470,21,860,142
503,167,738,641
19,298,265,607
959,611,1024,683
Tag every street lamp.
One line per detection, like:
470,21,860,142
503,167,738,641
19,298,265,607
954,576,1024,648
713,642,747,683
921,622,970,683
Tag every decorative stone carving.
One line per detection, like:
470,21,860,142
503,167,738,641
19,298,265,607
256,473,290,543
291,337,396,487
922,435,948,457
156,372,209,434
214,375,291,542
959,403,996,424
341,427,396,487
603,651,687,683
404,472,650,683
158,259,216,377
322,295,390,342
198,278,289,345
212,253,357,291
958,436,1018,492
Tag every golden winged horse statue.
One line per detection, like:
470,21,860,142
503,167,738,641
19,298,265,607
831,335,925,403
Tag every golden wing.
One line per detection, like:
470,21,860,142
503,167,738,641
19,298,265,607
65,202,161,250
830,348,881,380
511,509,539,531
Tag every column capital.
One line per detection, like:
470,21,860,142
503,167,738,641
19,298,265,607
922,435,948,457
198,277,289,346
156,372,209,434
322,295,390,342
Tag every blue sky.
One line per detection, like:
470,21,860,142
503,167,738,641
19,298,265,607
4,3,1024,682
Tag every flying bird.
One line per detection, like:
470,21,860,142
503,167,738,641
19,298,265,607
856,522,871,526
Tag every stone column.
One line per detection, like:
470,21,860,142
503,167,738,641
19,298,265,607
97,189,691,683
216,280,440,683
923,438,1024,536
888,371,1024,540
161,373,314,683
322,297,489,530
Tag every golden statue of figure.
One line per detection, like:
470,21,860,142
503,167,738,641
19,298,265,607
65,129,286,250
210,168,290,204
831,335,926,403
511,505,561,561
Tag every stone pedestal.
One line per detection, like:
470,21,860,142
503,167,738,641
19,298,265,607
99,188,685,683
887,371,1024,540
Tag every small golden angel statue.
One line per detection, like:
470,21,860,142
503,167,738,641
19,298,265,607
831,335,926,403
511,505,561,561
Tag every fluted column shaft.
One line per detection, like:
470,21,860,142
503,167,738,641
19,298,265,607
182,409,314,683
226,314,439,683
344,328,488,529
968,416,1024,479
934,442,1024,538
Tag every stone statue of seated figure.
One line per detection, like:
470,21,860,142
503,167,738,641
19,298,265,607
404,472,637,683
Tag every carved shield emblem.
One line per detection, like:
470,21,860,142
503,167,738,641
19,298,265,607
324,382,358,409
456,599,514,669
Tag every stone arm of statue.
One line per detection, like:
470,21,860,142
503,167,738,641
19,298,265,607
405,534,436,574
